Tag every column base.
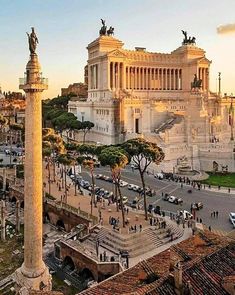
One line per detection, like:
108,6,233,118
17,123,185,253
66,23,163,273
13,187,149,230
14,265,52,293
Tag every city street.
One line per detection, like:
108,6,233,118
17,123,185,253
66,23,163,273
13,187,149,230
80,165,235,233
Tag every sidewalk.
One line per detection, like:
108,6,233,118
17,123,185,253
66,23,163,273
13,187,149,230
43,165,153,234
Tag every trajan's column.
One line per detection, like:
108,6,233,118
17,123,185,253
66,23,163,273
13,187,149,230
14,27,51,292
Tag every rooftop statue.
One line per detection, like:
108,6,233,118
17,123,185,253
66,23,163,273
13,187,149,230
99,19,114,36
27,27,38,54
107,26,114,36
99,19,107,36
181,30,196,45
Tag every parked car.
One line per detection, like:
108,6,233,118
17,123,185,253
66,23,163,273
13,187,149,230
120,180,128,187
132,185,140,191
163,193,169,201
137,187,143,193
192,202,203,210
174,197,183,205
168,196,176,203
148,204,154,213
128,184,135,190
131,163,138,169
106,177,113,183
155,173,164,180
229,212,235,227
95,174,103,179
118,196,128,205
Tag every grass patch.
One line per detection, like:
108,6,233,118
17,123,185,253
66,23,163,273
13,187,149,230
0,236,24,280
201,172,235,188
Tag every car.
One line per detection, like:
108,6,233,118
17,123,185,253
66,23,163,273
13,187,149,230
106,177,113,182
163,193,169,201
131,163,138,169
120,180,128,187
174,197,183,205
103,176,110,181
179,210,193,220
128,184,135,190
137,187,143,193
95,174,103,179
118,196,128,205
168,196,176,203
229,212,235,227
132,185,140,191
192,202,203,210
148,204,154,213
155,173,164,180
99,175,107,180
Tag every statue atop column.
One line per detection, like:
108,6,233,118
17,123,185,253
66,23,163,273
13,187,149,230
27,27,39,54
181,30,196,45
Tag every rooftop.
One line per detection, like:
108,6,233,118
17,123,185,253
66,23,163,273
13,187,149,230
80,231,235,295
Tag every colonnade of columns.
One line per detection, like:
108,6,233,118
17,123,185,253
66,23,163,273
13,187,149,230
198,67,209,91
110,62,124,90
126,67,182,91
109,63,182,91
90,64,98,89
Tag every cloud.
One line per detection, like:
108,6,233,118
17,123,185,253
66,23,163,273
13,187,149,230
217,23,235,34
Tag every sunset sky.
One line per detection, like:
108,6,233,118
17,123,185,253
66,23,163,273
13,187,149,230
0,0,235,98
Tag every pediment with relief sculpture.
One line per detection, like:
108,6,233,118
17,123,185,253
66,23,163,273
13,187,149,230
107,49,127,58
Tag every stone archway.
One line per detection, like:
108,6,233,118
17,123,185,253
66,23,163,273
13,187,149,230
62,256,75,272
56,219,65,230
80,268,94,280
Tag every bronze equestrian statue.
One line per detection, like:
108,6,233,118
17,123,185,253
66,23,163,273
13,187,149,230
191,74,202,90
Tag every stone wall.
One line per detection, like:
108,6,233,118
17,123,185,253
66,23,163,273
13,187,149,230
59,240,121,282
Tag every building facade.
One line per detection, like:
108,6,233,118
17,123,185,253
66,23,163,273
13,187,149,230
68,31,235,172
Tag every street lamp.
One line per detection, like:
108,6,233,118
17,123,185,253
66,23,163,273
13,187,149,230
229,94,234,141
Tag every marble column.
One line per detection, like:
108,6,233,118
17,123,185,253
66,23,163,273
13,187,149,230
15,47,51,291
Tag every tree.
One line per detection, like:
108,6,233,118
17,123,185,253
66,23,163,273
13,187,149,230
57,154,73,203
122,138,164,220
0,114,7,143
80,121,94,143
77,144,98,214
9,123,24,165
98,146,128,228
42,128,65,195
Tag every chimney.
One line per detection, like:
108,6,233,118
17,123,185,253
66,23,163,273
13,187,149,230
174,262,183,294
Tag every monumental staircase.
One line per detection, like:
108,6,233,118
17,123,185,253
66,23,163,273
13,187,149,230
82,221,183,258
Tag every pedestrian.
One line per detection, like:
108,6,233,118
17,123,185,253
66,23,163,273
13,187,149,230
216,211,218,218
211,212,213,218
204,184,205,189
196,217,199,222
209,225,211,231
200,218,202,223
213,211,216,218
139,224,142,232
134,224,137,233
209,184,211,189
228,188,231,193
150,217,153,226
